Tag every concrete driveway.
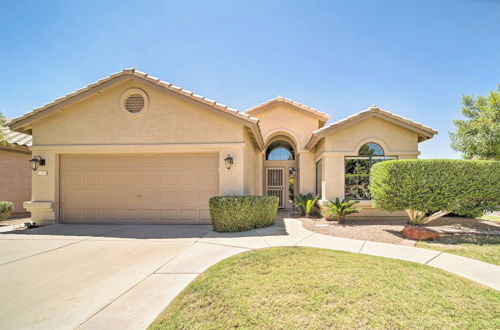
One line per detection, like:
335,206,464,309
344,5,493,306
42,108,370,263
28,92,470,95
0,224,215,330
1,218,499,330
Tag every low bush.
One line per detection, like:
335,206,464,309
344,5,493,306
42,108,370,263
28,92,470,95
323,198,360,224
370,159,500,224
293,193,319,217
209,196,279,232
0,201,13,221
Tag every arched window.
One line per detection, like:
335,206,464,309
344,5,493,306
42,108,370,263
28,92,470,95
345,142,397,200
358,142,384,156
266,140,295,160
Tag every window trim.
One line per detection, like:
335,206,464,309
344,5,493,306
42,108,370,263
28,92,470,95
316,159,323,197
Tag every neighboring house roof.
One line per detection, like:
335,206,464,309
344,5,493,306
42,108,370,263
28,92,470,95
7,69,264,150
1,126,32,152
305,105,438,149
245,96,330,126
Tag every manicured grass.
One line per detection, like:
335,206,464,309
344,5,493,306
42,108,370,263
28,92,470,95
416,235,500,266
150,247,499,329
480,215,500,222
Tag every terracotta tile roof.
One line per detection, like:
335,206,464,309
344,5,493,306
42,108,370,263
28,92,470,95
305,105,438,149
246,96,330,124
1,126,32,147
7,69,263,149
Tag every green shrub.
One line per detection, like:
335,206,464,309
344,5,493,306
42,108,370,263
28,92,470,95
209,196,279,232
0,201,13,221
370,159,500,224
323,198,360,224
293,193,319,217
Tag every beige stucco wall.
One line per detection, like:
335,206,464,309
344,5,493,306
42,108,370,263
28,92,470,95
250,103,322,197
24,79,256,224
31,80,244,145
243,130,261,195
0,148,31,216
315,117,419,216
251,103,321,151
324,117,419,153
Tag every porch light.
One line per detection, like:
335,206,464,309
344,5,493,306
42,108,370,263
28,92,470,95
224,154,233,169
29,156,45,171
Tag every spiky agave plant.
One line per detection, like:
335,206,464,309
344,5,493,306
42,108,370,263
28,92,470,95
323,197,360,224
293,193,319,217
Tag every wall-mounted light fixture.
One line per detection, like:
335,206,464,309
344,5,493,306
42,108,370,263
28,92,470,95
29,156,45,171
224,154,233,169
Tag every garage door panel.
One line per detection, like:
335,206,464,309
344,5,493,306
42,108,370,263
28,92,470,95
82,209,99,221
60,154,218,223
180,209,198,220
83,174,102,184
62,156,84,168
160,210,179,220
199,155,218,167
140,209,161,221
200,209,211,221
160,156,180,167
62,208,82,221
83,157,101,167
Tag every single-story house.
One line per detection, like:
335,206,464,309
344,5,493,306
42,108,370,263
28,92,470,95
0,127,32,217
8,69,437,225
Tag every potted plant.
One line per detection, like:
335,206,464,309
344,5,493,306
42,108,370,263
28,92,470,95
323,198,360,224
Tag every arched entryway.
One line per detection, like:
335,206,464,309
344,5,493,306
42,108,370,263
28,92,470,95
263,134,298,209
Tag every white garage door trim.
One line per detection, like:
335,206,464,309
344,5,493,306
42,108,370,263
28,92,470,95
59,153,218,224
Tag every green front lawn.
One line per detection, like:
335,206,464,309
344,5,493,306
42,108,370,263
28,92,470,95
416,235,500,266
150,247,499,329
480,215,500,222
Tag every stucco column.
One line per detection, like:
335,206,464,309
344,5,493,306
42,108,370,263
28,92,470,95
218,148,244,195
255,152,263,195
323,154,345,201
297,150,315,194
24,150,59,225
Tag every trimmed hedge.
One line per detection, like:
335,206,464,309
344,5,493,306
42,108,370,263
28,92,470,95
0,201,13,221
369,159,500,218
209,196,279,232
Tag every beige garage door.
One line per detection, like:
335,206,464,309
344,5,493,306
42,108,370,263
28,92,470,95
60,154,219,224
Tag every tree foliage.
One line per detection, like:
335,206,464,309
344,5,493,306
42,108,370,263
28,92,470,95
369,159,500,224
450,85,500,160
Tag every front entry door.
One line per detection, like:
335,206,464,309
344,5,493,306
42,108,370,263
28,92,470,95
266,168,285,208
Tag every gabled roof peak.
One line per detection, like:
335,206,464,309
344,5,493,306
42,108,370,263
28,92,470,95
305,105,438,149
246,96,330,124
8,69,264,149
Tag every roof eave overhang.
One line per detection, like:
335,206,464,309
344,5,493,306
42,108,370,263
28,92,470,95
305,112,437,150
246,98,330,123
7,71,265,150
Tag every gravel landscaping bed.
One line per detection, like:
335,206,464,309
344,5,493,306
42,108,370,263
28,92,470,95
296,214,500,246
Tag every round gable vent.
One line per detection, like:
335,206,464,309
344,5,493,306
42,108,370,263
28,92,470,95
121,88,149,115
125,94,145,113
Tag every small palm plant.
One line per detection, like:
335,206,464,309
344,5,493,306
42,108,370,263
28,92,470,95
323,198,360,224
293,193,319,217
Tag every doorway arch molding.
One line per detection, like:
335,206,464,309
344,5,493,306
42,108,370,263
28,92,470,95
264,128,301,152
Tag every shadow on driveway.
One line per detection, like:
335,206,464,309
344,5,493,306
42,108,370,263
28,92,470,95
0,216,290,240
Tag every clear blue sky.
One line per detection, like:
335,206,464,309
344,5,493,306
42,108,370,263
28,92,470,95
1,0,499,158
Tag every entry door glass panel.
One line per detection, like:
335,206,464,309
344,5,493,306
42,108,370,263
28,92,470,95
266,168,285,208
